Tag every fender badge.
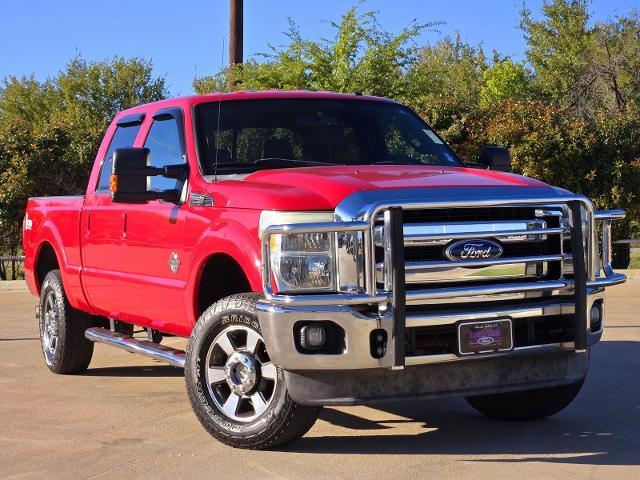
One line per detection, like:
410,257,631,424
169,252,180,273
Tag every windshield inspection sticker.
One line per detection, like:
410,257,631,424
424,129,444,144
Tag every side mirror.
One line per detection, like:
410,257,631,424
477,145,512,172
110,148,189,203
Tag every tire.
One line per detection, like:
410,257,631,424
465,379,585,421
185,293,321,449
38,270,94,374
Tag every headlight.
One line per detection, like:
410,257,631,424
260,211,365,294
260,211,336,293
270,232,335,292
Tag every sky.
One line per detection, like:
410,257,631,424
0,0,637,96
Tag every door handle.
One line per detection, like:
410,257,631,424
122,212,128,239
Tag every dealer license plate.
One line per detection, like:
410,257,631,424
457,319,513,356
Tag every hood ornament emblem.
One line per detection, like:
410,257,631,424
169,252,180,273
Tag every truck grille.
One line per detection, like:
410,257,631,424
377,206,569,293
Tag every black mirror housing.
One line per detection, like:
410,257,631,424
477,145,512,172
111,147,188,203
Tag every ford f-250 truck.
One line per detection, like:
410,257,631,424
23,91,626,449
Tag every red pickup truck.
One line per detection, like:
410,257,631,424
23,91,626,449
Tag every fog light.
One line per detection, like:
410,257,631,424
300,324,327,350
370,329,388,359
590,302,603,332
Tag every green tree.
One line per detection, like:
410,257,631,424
521,0,593,109
480,59,532,107
0,56,167,258
407,35,487,157
194,7,434,101
521,0,640,114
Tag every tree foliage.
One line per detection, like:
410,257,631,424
0,57,167,257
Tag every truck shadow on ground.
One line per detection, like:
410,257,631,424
284,340,640,466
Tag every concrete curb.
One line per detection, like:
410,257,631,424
0,281,28,292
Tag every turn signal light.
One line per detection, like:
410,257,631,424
109,174,118,193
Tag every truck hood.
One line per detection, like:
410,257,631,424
209,165,557,211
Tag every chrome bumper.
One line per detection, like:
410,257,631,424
258,191,626,371
257,290,606,370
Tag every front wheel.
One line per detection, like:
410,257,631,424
465,380,585,421
185,294,321,449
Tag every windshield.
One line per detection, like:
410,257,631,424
195,98,463,176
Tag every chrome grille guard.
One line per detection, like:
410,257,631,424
261,189,626,366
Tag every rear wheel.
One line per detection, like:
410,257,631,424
38,270,94,374
465,380,585,421
185,293,321,449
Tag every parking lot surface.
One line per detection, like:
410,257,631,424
1,278,639,479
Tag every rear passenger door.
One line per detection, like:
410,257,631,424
114,108,189,332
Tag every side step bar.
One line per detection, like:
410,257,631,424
85,327,185,368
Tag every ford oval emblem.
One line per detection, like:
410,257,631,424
445,239,503,261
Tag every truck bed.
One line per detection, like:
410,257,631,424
23,196,85,300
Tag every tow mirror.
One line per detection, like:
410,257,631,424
110,148,188,203
477,145,512,172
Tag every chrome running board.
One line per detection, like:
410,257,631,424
84,327,185,368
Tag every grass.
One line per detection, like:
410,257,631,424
630,253,640,269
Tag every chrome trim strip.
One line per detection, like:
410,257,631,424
595,210,626,221
397,223,562,246
406,280,572,305
402,254,569,271
262,286,389,306
594,210,625,280
406,302,576,328
587,273,626,288
403,343,575,366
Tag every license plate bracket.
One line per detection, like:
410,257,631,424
457,318,513,356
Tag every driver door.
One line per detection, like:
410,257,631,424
114,108,190,333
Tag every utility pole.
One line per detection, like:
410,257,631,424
228,0,243,89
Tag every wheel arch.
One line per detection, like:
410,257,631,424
30,221,89,312
194,253,253,318
35,241,60,292
187,224,263,327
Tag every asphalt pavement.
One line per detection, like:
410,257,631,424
1,277,639,479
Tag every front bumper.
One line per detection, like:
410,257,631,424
283,349,589,406
257,288,606,371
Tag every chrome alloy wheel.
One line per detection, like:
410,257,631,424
41,291,59,365
205,325,278,422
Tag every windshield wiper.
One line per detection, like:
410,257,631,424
254,158,338,167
